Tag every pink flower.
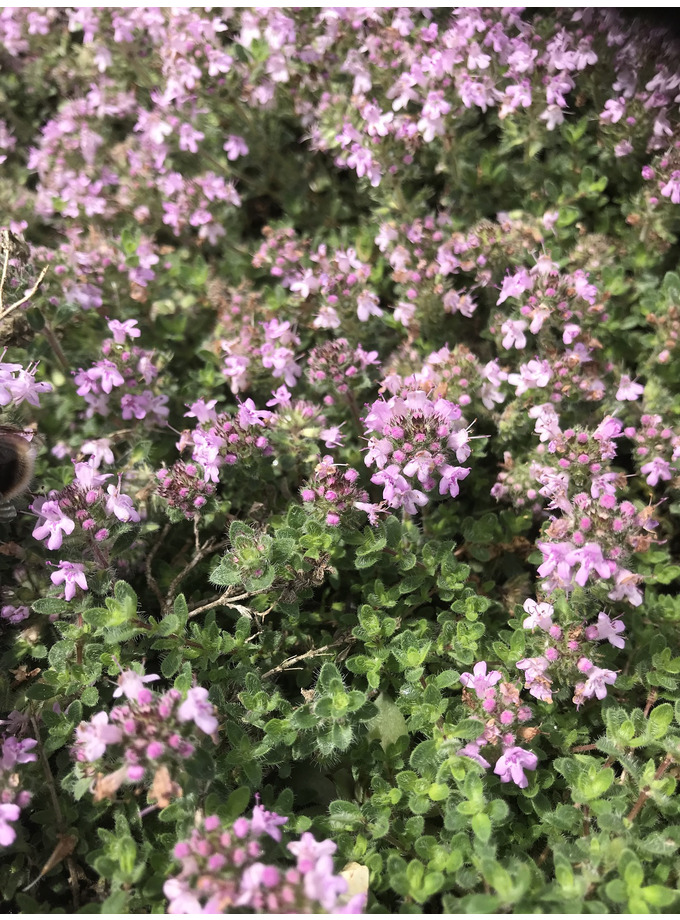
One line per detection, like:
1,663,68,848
501,319,527,350
74,711,123,761
497,268,533,305
607,568,643,607
494,746,538,788
0,737,37,771
32,500,75,550
107,319,140,344
522,598,554,631
356,290,383,322
567,543,615,587
164,878,202,914
460,662,502,700
287,831,336,871
641,457,672,487
113,670,160,704
516,656,550,683
585,612,625,649
616,374,644,401
582,665,617,700
50,561,88,601
0,803,20,847
251,803,288,843
661,171,680,204
177,687,218,735
457,739,491,769
105,484,141,523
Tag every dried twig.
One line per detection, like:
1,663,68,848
187,588,267,619
164,537,226,613
626,754,674,822
262,637,354,680
29,716,80,907
0,264,49,323
643,688,658,718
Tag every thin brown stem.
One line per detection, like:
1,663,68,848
146,524,170,610
187,587,268,619
626,754,674,823
0,264,49,322
164,537,226,613
643,689,658,718
41,320,70,373
27,716,82,906
536,845,550,866
346,390,364,435
30,715,64,827
75,614,83,666
262,637,353,680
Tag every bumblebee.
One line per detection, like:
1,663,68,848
0,426,36,521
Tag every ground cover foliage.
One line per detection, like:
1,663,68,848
2,5,680,914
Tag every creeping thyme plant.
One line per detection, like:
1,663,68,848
3,6,680,913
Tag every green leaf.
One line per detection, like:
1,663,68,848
642,885,677,908
24,683,57,701
80,686,99,707
154,613,180,637
222,786,251,821
101,890,128,913
471,812,491,843
328,800,363,830
173,593,189,623
649,703,673,739
316,662,344,693
450,718,485,740
32,597,69,616
410,740,439,778
606,879,627,904
161,650,182,678
366,692,408,751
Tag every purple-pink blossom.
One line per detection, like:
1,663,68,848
32,500,75,550
493,746,538,789
50,561,88,601
177,687,218,735
585,612,626,649
460,661,502,700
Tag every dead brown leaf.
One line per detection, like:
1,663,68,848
148,764,183,808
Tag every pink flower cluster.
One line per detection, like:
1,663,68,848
363,387,471,514
301,455,369,528
496,415,655,605
0,357,52,408
299,9,603,183
170,399,274,489
0,727,37,847
221,314,301,395
625,413,680,488
0,604,30,624
457,661,537,790
30,440,142,600
253,226,380,327
155,460,216,520
73,671,218,800
73,319,168,423
306,338,380,398
519,598,622,708
164,807,365,914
